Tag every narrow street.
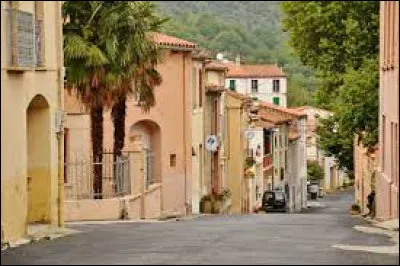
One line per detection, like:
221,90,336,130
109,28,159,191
1,190,398,265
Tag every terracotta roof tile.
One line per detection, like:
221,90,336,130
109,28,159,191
254,120,276,129
224,89,250,101
260,102,306,118
152,32,197,49
258,110,292,125
226,64,286,78
205,61,229,71
206,84,225,93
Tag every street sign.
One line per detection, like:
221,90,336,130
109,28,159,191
205,135,219,152
245,130,255,140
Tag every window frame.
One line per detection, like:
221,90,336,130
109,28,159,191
251,79,258,93
273,79,280,93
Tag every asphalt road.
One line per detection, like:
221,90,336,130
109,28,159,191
1,189,399,265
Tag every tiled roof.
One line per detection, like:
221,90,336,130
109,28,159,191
205,61,230,71
224,89,250,101
226,64,286,78
254,120,276,129
152,32,197,49
206,84,225,93
258,110,292,125
260,102,307,118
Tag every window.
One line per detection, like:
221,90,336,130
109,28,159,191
5,1,44,68
64,128,70,183
192,67,197,109
273,97,280,106
394,123,398,186
382,115,386,172
170,154,176,167
273,80,280,92
199,69,203,107
229,80,236,91
35,1,45,67
251,80,258,93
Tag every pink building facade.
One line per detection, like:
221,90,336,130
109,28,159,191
64,33,197,220
377,1,399,220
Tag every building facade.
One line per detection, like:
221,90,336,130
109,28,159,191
354,141,378,215
223,58,288,107
64,33,197,220
1,1,64,243
293,106,346,192
377,1,399,220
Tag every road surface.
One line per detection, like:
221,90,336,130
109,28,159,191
1,189,399,265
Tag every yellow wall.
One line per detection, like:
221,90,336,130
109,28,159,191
1,1,63,242
224,93,247,214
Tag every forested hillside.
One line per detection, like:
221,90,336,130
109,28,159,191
153,1,319,106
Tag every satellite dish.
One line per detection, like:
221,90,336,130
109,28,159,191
216,53,224,61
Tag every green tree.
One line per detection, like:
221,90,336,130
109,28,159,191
282,1,379,175
64,1,115,198
63,1,166,197
281,1,379,109
307,160,324,181
106,2,166,161
154,1,318,107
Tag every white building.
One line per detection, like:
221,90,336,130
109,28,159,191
223,58,288,107
291,106,347,192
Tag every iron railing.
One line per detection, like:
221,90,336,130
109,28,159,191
144,148,153,189
64,152,131,200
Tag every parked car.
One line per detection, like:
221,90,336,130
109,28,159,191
262,190,287,213
308,183,319,199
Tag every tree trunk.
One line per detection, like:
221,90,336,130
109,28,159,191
111,95,127,160
91,106,104,199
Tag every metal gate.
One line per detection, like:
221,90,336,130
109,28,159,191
64,152,131,200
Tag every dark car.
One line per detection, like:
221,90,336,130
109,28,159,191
262,190,287,213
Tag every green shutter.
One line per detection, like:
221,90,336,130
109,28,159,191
229,80,236,91
273,97,280,105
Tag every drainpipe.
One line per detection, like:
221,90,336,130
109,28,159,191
56,1,65,228
182,53,188,215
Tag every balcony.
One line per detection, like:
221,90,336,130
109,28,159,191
263,154,273,170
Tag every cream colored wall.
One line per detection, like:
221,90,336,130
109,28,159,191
272,125,288,190
1,1,63,242
103,50,193,216
191,59,205,214
224,93,246,214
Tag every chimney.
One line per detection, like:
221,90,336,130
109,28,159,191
235,54,240,66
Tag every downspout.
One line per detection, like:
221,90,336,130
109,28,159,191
182,52,188,215
56,1,65,228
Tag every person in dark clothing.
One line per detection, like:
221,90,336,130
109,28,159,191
367,190,376,217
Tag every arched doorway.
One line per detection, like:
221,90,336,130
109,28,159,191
130,120,161,188
26,94,51,224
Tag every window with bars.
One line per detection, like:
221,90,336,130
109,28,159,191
5,2,44,68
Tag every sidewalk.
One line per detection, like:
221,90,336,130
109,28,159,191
2,226,80,251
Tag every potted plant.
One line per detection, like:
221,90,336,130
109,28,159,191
349,203,361,215
200,194,213,214
245,168,255,179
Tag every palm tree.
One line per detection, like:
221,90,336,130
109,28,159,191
63,1,167,198
63,1,122,199
104,2,166,160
